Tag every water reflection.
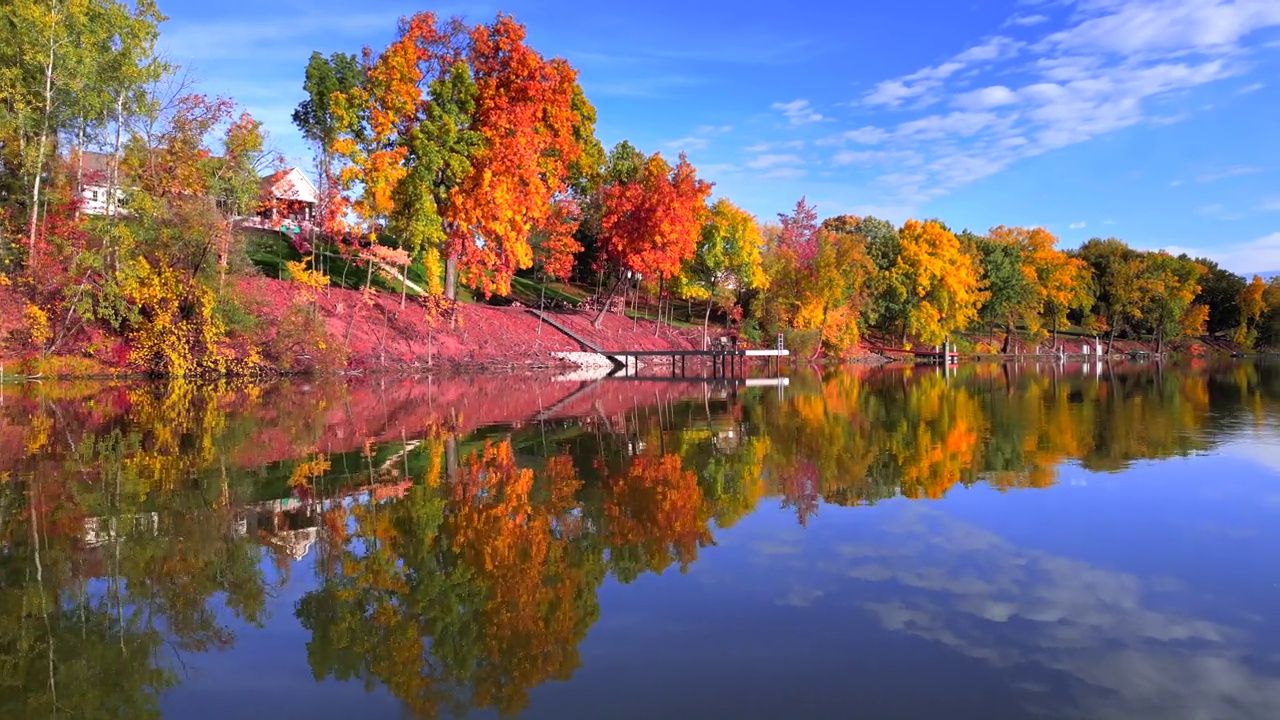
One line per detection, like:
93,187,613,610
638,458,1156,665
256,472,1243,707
0,361,1277,718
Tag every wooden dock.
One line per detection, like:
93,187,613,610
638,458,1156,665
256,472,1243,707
601,347,790,377
864,345,959,364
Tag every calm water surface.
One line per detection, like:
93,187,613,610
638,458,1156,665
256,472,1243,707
2,361,1279,719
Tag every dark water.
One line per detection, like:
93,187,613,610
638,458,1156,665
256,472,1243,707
2,361,1280,719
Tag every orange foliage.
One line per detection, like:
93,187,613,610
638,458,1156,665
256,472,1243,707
600,153,712,281
449,14,583,296
602,452,712,573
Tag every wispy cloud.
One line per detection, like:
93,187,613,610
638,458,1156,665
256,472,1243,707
1164,232,1280,274
772,99,826,125
1196,166,1265,183
160,11,406,63
745,139,804,153
822,0,1280,210
1069,221,1087,229
1003,14,1050,28
746,153,805,170
862,36,1023,108
1196,203,1246,220
831,149,923,167
665,136,709,152
1261,198,1280,212
1238,82,1266,94
664,124,735,153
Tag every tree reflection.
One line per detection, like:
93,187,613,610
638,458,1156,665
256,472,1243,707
0,361,1275,718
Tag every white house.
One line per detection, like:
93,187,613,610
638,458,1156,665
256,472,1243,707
77,151,127,216
257,167,319,225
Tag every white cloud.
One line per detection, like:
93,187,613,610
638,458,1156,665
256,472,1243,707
1239,82,1266,94
954,85,1020,110
1069,221,1087,229
664,124,736,153
1260,198,1280,212
1197,166,1265,183
746,153,805,170
695,124,734,135
745,140,804,153
1164,231,1280,274
772,99,826,125
664,136,709,152
161,12,403,62
757,167,808,180
817,126,891,146
1042,0,1280,56
863,37,1022,108
1004,13,1051,28
824,0,1277,210
831,149,923,167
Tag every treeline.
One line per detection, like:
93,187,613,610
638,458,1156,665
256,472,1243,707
745,207,1280,357
2,5,1276,376
0,0,309,375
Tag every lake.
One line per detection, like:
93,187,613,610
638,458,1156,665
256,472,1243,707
2,360,1279,719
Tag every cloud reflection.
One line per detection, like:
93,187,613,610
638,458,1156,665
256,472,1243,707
829,508,1280,719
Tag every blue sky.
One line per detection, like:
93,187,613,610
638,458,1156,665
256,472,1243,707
159,0,1280,274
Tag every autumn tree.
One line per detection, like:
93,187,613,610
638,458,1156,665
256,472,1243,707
1077,238,1143,353
892,219,987,347
984,226,1090,349
332,12,594,299
594,152,711,327
1232,274,1268,347
0,0,164,256
1136,252,1206,354
751,199,817,339
678,198,767,343
1258,278,1280,349
1194,259,1246,337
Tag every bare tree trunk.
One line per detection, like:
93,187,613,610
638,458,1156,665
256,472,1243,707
28,25,57,257
592,274,624,328
74,123,85,219
703,297,713,347
400,262,408,309
444,254,458,301
654,275,664,337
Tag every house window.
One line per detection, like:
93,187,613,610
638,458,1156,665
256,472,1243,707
90,189,100,201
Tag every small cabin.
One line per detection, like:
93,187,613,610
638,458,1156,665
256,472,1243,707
257,167,318,225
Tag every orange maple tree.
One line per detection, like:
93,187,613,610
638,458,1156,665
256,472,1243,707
448,14,583,296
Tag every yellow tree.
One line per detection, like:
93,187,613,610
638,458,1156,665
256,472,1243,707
989,226,1091,348
1234,275,1268,347
677,198,767,344
1136,252,1206,354
894,220,987,347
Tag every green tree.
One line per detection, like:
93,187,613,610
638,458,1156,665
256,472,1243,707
973,234,1033,351
1136,252,1206,354
1192,258,1246,337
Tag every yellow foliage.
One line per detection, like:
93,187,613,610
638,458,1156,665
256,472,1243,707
22,303,51,350
286,257,330,299
290,451,332,488
896,220,987,346
123,258,230,376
